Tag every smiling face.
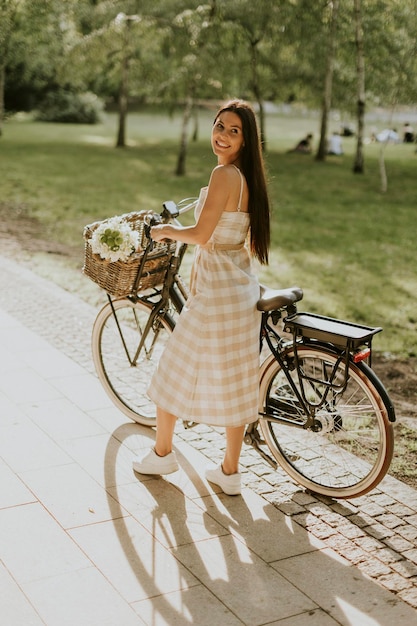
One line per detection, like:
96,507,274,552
211,111,245,166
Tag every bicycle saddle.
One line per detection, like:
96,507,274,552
257,285,303,312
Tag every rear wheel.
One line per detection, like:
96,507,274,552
92,298,173,425
259,345,394,498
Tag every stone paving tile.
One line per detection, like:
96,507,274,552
0,563,45,626
383,534,415,553
391,559,417,578
0,458,37,509
403,549,417,565
1,254,417,615
23,567,144,626
398,584,417,609
175,534,317,624
131,585,243,626
397,524,417,541
273,548,417,624
0,503,91,583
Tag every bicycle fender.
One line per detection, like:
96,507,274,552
356,360,396,423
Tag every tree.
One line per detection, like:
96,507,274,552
1,0,86,131
3,0,417,180
114,13,141,147
147,2,221,174
316,0,340,161
171,3,218,175
65,1,163,148
219,0,292,149
0,0,21,135
363,0,417,190
353,0,365,174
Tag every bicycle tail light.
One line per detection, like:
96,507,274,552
352,347,371,363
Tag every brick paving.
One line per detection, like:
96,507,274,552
1,253,417,612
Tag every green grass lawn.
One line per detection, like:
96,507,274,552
1,109,416,356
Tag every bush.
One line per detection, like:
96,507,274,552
35,90,104,124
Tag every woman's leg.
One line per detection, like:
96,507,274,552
222,425,245,475
132,406,178,474
154,407,177,456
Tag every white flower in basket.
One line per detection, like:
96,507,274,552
90,216,140,263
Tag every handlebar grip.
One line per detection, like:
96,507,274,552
144,215,161,238
150,215,162,226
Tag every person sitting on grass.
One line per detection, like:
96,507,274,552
328,131,344,155
288,133,313,154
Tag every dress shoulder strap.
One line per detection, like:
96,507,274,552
232,164,244,212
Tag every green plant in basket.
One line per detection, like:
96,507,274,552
90,217,140,263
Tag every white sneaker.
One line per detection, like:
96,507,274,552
205,464,241,495
132,448,179,475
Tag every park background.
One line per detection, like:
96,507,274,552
1,1,416,483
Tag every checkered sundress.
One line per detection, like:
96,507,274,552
147,173,261,427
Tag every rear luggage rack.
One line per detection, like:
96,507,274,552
284,312,382,350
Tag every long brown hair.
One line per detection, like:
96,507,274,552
214,100,270,264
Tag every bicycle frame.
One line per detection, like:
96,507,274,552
261,311,350,426
105,228,189,369
244,308,345,468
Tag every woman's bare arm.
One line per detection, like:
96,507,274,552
150,165,239,245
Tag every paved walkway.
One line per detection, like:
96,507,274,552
0,254,416,625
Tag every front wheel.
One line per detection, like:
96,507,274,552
92,298,174,426
258,345,394,499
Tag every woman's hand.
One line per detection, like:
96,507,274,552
150,224,173,243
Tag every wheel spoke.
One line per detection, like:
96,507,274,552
260,347,393,498
92,300,172,425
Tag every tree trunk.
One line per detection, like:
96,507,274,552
316,0,340,161
175,95,193,176
174,3,216,174
378,146,388,193
116,17,132,148
257,98,266,151
192,107,199,141
353,0,365,173
250,39,266,150
0,62,5,137
116,83,128,148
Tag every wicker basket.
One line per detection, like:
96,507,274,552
82,211,176,297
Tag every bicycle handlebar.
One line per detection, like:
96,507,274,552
161,197,198,222
176,197,198,215
142,197,198,247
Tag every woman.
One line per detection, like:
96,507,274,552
132,100,270,495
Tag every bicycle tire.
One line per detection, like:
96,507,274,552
258,344,394,499
92,298,174,426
